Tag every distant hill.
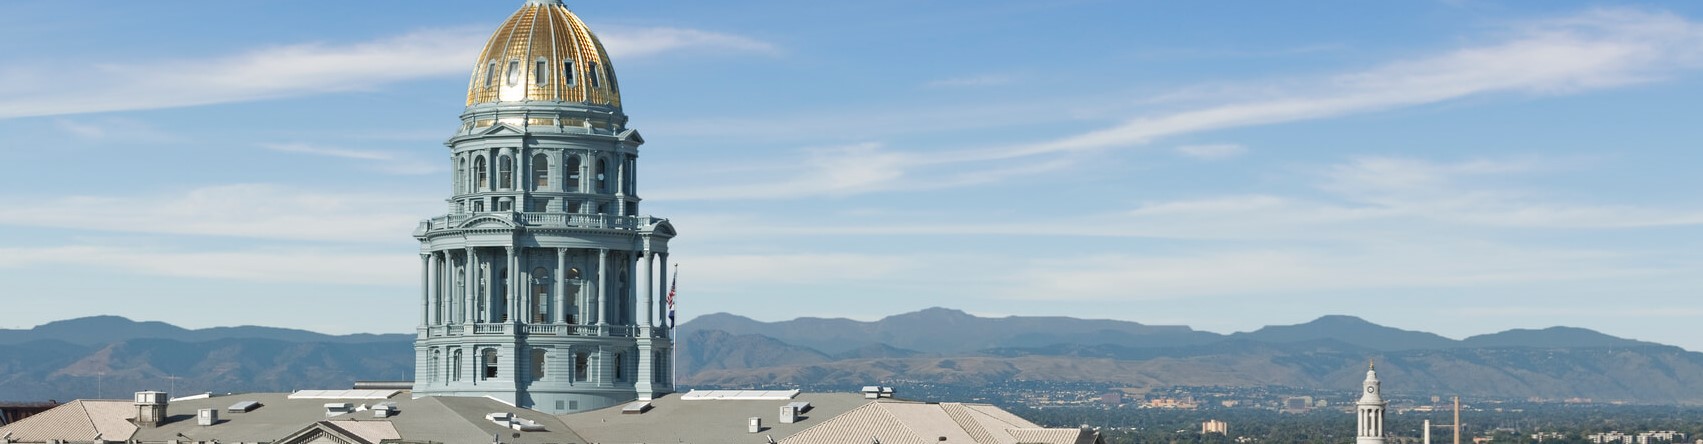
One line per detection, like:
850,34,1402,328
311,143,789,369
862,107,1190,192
7,310,1698,404
681,307,1219,354
0,316,411,346
1229,315,1457,351
677,308,1703,404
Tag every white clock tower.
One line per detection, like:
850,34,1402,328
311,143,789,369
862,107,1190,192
1357,361,1387,444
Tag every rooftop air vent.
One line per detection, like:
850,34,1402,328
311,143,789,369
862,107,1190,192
324,403,354,417
227,401,262,413
196,409,218,426
373,402,399,418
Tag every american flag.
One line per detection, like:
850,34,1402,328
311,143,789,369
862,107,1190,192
666,269,678,328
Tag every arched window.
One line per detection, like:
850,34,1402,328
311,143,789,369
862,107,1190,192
534,58,550,86
612,352,625,382
532,267,549,323
530,348,546,381
457,157,468,194
484,61,497,88
595,159,608,193
474,156,488,190
430,350,440,383
452,349,464,381
566,155,582,192
483,349,499,379
562,60,576,86
505,60,522,86
573,352,589,382
588,62,602,88
498,155,514,189
532,154,549,189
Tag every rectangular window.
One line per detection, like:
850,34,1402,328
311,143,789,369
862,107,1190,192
613,353,625,382
532,199,549,212
563,61,575,85
574,352,589,381
589,62,601,88
473,200,486,212
497,200,512,212
506,60,522,86
597,203,608,214
625,202,636,216
535,60,549,86
568,201,582,213
556,400,565,410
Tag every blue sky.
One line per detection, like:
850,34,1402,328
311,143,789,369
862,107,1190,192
3,1,1702,350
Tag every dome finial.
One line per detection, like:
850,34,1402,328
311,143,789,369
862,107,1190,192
1368,359,1375,371
524,0,564,5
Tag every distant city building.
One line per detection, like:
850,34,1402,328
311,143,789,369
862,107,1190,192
1203,419,1228,435
1283,396,1314,412
1357,362,1387,444
1100,392,1123,405
1145,396,1198,409
1588,431,1688,444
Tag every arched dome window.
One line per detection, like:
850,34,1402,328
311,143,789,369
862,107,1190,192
595,159,608,193
534,58,550,86
562,60,576,86
457,157,467,194
484,61,497,88
474,156,489,190
505,60,522,86
566,155,582,192
588,62,602,88
498,155,514,189
532,153,549,190
452,349,464,381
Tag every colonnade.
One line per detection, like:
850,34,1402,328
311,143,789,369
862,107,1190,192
419,246,670,330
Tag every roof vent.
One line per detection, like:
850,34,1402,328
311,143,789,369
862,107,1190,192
196,409,219,426
133,391,168,428
621,401,652,415
748,417,763,433
324,403,354,417
486,412,545,431
227,401,262,413
880,387,895,398
779,405,799,424
373,402,399,418
861,386,881,399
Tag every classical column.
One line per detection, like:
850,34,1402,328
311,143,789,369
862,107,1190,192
596,248,608,326
639,249,653,328
419,254,430,326
656,253,669,327
505,246,518,323
556,248,567,323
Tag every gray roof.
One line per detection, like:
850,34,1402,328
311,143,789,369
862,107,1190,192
559,392,872,444
0,391,1096,444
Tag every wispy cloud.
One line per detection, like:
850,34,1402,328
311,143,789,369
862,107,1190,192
925,74,1018,88
0,244,411,286
0,184,439,243
0,26,774,119
599,27,778,58
1175,143,1247,160
260,142,440,175
651,8,1703,201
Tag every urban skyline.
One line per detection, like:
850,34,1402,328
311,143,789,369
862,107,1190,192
2,1,1702,350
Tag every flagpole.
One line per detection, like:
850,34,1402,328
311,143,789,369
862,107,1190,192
669,264,679,391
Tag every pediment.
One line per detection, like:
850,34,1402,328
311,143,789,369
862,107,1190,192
458,214,518,229
643,219,677,237
618,129,645,145
478,123,523,136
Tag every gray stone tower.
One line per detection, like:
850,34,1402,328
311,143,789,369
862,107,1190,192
411,0,677,414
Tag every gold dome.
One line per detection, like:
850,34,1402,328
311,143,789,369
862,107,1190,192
466,0,620,108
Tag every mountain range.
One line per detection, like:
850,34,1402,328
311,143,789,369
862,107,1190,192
3,310,1699,404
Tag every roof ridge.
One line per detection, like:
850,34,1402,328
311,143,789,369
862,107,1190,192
939,403,997,444
75,400,101,440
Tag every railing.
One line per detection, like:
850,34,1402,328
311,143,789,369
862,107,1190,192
472,323,508,334
420,212,641,232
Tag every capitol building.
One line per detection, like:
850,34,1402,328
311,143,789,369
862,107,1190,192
0,2,1099,443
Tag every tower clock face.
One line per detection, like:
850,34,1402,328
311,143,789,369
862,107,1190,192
1366,386,1375,393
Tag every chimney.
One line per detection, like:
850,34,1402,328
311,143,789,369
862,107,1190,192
134,391,168,428
748,417,762,433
